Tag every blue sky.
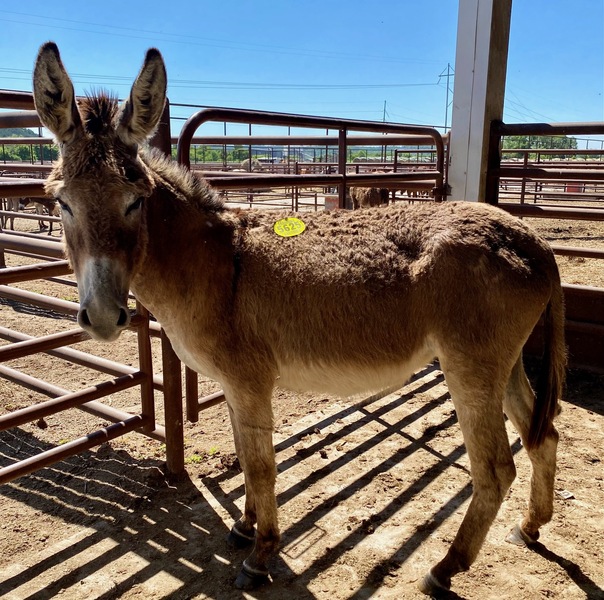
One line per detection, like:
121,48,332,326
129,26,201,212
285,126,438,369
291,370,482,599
1,1,603,140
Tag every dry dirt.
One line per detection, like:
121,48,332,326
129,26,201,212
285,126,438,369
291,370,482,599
0,208,603,600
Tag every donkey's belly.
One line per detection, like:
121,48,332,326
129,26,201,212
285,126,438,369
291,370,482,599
276,346,436,397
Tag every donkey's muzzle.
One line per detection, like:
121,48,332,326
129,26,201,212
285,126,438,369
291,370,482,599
76,257,132,341
78,302,131,342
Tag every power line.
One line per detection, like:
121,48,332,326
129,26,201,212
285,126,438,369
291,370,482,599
0,11,443,66
0,67,440,92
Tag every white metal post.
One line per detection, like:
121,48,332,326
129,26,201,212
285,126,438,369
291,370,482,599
448,0,512,201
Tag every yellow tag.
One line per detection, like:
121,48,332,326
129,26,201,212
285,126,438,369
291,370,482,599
274,217,306,237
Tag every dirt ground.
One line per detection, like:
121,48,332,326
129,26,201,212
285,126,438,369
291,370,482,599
0,206,603,600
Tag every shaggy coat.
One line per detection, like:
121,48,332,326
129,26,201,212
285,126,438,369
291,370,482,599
33,42,565,596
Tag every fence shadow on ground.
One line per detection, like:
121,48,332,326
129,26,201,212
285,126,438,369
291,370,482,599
0,363,598,599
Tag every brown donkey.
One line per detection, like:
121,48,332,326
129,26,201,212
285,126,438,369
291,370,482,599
33,42,566,595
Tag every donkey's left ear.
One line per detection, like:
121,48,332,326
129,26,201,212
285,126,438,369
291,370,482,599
116,48,167,146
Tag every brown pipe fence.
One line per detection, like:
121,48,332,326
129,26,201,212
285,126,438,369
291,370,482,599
1,92,603,488
487,120,604,372
0,93,190,482
177,107,446,208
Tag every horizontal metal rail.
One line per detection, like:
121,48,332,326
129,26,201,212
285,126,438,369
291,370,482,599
500,202,604,221
0,179,46,197
0,110,41,129
177,107,446,206
0,325,164,391
0,259,71,283
496,121,604,137
0,232,64,260
0,210,61,224
0,371,146,430
497,167,604,181
203,171,441,191
183,134,441,147
0,281,163,337
0,415,149,484
0,327,90,361
0,136,54,145
0,163,53,174
551,245,604,260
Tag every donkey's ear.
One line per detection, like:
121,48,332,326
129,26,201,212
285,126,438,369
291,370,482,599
116,48,167,146
33,42,83,144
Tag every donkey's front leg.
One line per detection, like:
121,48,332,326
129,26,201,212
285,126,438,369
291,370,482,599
224,385,279,589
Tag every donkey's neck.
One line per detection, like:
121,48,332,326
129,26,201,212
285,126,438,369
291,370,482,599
130,154,239,344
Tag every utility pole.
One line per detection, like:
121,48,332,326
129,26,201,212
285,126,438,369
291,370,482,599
382,101,388,161
438,63,454,132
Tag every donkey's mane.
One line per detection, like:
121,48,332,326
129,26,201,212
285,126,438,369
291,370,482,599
141,146,225,214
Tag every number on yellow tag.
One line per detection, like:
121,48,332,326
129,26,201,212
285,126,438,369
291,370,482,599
274,217,306,237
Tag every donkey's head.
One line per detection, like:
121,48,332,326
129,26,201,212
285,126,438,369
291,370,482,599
33,42,167,341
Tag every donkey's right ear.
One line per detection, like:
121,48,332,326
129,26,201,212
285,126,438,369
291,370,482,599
33,42,83,144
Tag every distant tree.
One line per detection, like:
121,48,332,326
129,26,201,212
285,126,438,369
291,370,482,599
34,144,59,161
12,145,33,161
502,135,578,158
0,127,58,162
0,127,38,137
230,146,248,162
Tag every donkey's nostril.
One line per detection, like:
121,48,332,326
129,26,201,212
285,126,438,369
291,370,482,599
117,308,130,327
80,309,91,327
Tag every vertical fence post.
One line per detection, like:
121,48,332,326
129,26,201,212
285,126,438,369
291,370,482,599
338,129,347,209
135,301,155,434
485,119,502,205
185,367,199,423
149,100,186,476
161,329,185,475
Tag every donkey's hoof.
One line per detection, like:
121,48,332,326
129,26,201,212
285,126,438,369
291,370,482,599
234,563,270,590
227,525,256,549
506,523,540,547
418,570,450,596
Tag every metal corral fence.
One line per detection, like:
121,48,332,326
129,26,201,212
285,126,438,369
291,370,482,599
1,91,603,488
487,120,604,372
0,92,193,482
177,107,446,208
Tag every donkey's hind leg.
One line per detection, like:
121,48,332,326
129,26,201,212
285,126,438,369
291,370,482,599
420,366,516,595
502,356,559,545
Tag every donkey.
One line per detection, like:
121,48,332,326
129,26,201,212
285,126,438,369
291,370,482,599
1,196,59,232
349,185,390,209
33,42,566,595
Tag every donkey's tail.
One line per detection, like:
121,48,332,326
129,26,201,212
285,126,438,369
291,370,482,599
527,280,566,450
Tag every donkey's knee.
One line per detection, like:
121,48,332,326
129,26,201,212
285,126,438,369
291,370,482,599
495,457,517,498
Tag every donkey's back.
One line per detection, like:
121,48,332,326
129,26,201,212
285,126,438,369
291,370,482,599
222,200,559,396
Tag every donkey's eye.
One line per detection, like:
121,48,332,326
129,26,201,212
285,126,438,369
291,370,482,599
123,166,141,183
57,199,72,216
125,197,143,216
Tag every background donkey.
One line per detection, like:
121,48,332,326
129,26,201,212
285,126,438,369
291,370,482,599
33,42,566,595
